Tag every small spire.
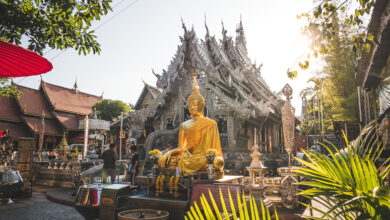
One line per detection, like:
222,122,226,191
181,17,187,33
204,14,210,38
152,68,161,79
73,76,78,93
221,20,227,37
100,91,104,98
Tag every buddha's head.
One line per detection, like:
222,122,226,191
187,76,205,118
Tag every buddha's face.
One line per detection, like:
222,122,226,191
188,99,204,118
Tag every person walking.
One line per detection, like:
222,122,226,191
102,144,117,184
127,145,139,186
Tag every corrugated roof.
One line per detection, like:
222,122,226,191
42,81,102,115
0,96,21,122
356,0,390,88
52,111,80,130
15,84,52,117
22,116,63,136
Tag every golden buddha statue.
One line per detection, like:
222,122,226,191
159,73,224,179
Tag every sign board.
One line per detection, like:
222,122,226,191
190,184,242,213
78,154,83,161
79,119,110,130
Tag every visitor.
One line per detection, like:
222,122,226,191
127,145,138,186
102,143,117,184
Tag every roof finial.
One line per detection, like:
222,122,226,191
152,68,161,80
221,20,227,37
73,76,78,93
181,17,187,33
204,14,210,38
100,91,104,98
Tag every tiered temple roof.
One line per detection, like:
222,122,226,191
145,20,278,120
15,85,53,118
0,80,102,141
41,81,101,115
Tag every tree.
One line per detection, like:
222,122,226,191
288,0,375,79
300,75,327,134
300,15,360,134
321,20,360,124
0,0,113,55
0,78,20,98
92,99,131,122
0,0,113,98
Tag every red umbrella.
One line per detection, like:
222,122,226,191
0,40,53,77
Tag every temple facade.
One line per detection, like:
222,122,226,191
114,20,287,172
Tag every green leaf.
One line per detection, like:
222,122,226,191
363,43,371,53
208,190,222,220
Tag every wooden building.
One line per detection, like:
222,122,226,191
0,80,102,150
356,0,390,149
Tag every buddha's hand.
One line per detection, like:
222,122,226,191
169,148,182,156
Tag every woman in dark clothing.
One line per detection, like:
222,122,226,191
127,145,138,186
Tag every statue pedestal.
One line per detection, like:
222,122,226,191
277,167,299,209
128,195,189,220
131,175,245,220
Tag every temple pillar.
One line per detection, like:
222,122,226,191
227,115,235,149
264,125,268,152
268,125,272,153
160,112,165,130
259,127,263,152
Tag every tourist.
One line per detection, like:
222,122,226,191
127,145,138,186
102,143,117,184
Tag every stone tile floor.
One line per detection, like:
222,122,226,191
0,192,83,220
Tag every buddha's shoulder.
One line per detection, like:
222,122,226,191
201,117,217,125
181,120,193,127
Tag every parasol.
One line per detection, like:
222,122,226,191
0,40,53,77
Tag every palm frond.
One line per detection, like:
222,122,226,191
186,187,277,220
294,124,390,219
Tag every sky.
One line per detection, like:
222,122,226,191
17,0,318,116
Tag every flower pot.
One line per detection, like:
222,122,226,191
207,164,215,180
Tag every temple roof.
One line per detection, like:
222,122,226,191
148,20,278,120
52,111,80,131
41,81,102,115
15,84,53,118
22,116,63,136
134,82,161,110
0,96,21,122
356,0,390,89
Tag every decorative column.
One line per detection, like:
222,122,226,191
83,115,89,159
281,84,295,167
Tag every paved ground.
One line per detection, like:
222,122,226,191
0,192,83,220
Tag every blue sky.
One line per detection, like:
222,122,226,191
17,0,317,115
